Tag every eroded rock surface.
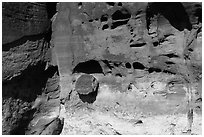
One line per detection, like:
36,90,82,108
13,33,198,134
2,2,62,135
51,2,201,135
2,2,202,135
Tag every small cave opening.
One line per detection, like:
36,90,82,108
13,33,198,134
100,14,109,22
125,62,132,69
153,41,159,47
73,60,104,74
102,24,109,30
148,67,162,73
146,2,192,31
118,2,123,7
165,61,176,65
111,8,131,20
133,62,145,70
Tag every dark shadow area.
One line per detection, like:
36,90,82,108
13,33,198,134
106,2,115,7
161,53,180,58
44,65,59,78
133,62,145,69
45,3,57,42
100,14,109,22
2,62,47,102
148,67,162,73
146,2,192,31
125,62,132,69
111,20,129,29
130,43,146,47
194,6,202,23
111,8,131,20
3,64,58,102
73,60,103,74
46,2,57,19
10,109,36,135
153,41,159,47
102,24,109,30
52,118,64,135
165,61,176,65
2,64,59,135
79,91,98,104
78,85,99,104
2,33,47,51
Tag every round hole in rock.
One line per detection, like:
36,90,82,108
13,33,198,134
125,62,132,69
100,14,109,22
132,62,145,70
73,60,103,74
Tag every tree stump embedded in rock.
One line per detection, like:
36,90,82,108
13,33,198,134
75,74,99,103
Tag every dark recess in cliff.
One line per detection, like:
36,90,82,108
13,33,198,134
2,2,59,135
73,60,104,74
112,8,131,20
45,2,57,42
133,62,145,70
146,2,192,31
3,63,59,134
2,62,47,102
46,2,57,19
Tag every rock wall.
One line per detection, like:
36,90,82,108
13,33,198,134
2,2,62,135
2,2,202,135
52,2,201,107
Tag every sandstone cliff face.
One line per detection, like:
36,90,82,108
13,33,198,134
2,2,202,135
52,2,201,104
52,2,201,134
2,2,49,44
2,2,62,135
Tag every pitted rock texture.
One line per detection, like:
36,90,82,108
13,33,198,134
2,2,62,135
52,2,201,135
2,2,202,135
52,2,201,100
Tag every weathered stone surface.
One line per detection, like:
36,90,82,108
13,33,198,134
52,2,201,99
2,2,202,135
75,74,99,95
52,5,202,134
2,2,49,44
25,69,62,135
2,36,49,81
2,2,62,135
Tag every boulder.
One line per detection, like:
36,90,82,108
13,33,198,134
75,74,99,95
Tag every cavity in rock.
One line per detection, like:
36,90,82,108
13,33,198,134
73,60,103,74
